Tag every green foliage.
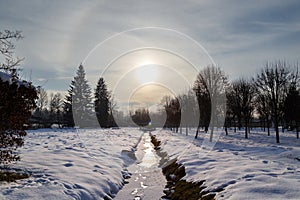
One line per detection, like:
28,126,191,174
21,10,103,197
0,78,37,166
95,77,110,128
65,64,95,128
63,80,75,127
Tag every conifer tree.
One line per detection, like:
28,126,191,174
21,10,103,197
94,77,110,128
0,76,37,166
1,29,37,166
63,81,75,127
65,64,94,128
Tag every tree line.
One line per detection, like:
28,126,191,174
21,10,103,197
31,61,299,144
161,61,299,143
31,64,117,128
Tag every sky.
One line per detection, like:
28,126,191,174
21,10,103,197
1,0,300,110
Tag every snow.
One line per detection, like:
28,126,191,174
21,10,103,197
0,128,143,200
1,127,299,199
0,71,11,82
154,128,300,200
0,71,30,87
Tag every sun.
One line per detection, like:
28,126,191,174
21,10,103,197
135,64,158,84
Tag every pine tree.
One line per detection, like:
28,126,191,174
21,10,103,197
0,77,37,166
63,81,75,127
94,77,110,128
1,29,37,167
63,64,94,128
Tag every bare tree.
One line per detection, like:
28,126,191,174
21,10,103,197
0,30,24,76
178,90,198,135
255,94,271,135
193,65,228,141
224,89,234,135
284,66,300,138
50,93,64,127
36,87,48,111
108,95,118,127
226,84,242,132
233,79,256,138
254,61,291,143
162,95,181,132
31,87,50,127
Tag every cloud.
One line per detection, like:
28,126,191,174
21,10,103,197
1,0,299,99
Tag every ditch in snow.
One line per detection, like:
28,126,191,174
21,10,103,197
115,132,167,200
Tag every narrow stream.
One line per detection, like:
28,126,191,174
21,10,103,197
114,132,167,200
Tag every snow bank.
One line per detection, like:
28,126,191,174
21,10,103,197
154,129,300,200
0,128,143,200
0,71,30,87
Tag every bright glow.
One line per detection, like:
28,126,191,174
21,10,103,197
139,60,154,66
135,64,158,84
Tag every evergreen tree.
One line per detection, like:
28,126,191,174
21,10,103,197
64,64,94,128
94,77,110,128
63,81,75,127
1,29,37,166
0,76,37,166
131,108,151,127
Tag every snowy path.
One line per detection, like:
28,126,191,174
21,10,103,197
114,132,167,200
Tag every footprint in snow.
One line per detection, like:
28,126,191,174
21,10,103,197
63,163,73,167
131,188,138,195
140,182,148,188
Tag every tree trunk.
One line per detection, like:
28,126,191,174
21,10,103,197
297,124,299,139
275,115,280,143
245,120,248,139
186,125,188,136
205,126,208,133
209,126,214,142
267,120,270,136
195,124,200,139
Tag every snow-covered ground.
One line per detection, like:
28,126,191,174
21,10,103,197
0,128,143,200
154,128,300,200
1,128,299,200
